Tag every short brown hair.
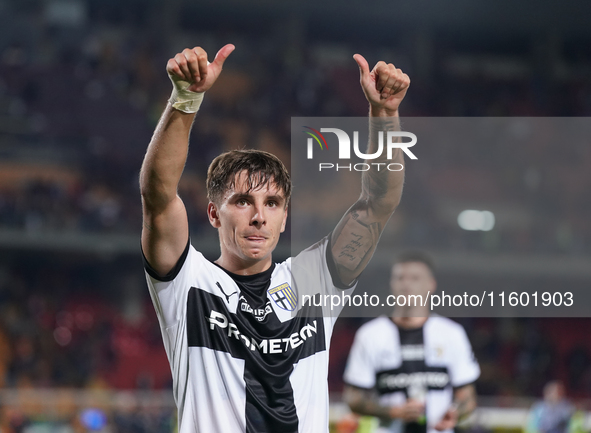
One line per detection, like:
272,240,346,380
206,149,291,205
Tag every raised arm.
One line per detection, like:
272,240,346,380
330,55,410,285
140,44,234,276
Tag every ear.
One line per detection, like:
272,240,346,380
208,202,221,228
430,276,437,294
280,204,288,233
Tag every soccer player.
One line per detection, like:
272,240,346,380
140,44,410,433
343,252,480,433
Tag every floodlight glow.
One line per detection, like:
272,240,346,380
480,210,495,231
457,210,495,231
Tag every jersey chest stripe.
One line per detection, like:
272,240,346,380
186,286,327,432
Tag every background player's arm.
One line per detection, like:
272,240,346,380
434,383,477,430
454,383,477,419
331,56,410,285
140,45,234,276
343,385,424,422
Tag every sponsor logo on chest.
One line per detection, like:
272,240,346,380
239,295,273,322
377,370,450,393
207,310,318,354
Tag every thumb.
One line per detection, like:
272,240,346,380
353,54,370,79
212,44,235,68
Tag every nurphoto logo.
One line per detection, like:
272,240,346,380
303,127,418,172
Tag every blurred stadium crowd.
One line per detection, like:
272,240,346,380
1,0,591,430
1,1,591,254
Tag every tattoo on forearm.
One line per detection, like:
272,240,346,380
454,385,477,419
143,221,154,232
333,210,382,273
348,388,391,419
337,232,366,264
361,116,404,203
356,399,392,419
456,396,475,418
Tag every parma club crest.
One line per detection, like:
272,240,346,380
268,283,297,311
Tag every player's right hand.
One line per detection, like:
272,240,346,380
166,44,235,94
389,400,425,421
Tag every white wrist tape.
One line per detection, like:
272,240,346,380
168,75,205,114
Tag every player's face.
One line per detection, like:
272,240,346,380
390,262,436,299
208,171,288,267
544,382,565,402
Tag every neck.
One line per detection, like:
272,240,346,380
391,315,428,329
214,254,273,276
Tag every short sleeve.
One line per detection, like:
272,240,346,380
325,232,358,291
447,326,480,387
343,328,377,390
142,239,198,411
142,238,193,330
291,235,357,320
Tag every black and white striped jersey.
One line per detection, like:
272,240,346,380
343,316,480,433
143,235,354,433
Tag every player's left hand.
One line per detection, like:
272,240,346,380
353,54,410,115
433,407,459,431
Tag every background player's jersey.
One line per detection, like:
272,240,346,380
144,236,354,433
343,316,480,433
